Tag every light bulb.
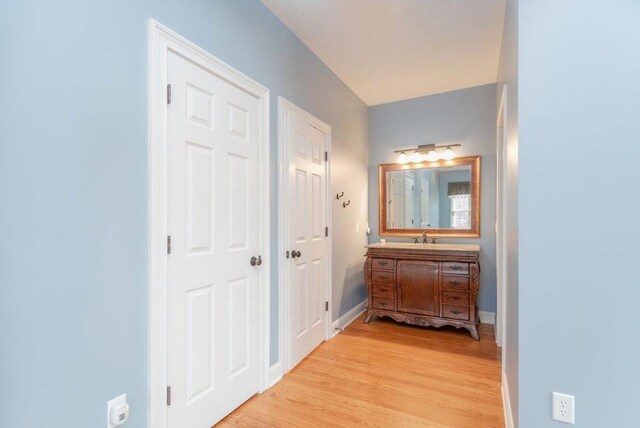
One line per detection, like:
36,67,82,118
397,152,409,164
425,149,439,162
443,147,455,160
410,151,423,163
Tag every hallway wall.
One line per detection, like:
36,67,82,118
518,0,640,425
0,1,367,426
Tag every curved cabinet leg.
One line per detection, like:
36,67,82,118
364,310,374,323
468,323,480,341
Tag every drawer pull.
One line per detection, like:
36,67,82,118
450,265,462,270
378,261,388,266
379,288,387,292
377,275,388,279
451,295,461,301
450,280,461,285
380,301,388,306
451,310,461,315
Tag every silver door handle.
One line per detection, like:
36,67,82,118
250,255,262,266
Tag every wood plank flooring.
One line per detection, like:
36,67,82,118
219,314,503,427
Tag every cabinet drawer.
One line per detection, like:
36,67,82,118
372,258,394,270
372,297,395,310
441,276,469,291
442,291,469,305
371,283,395,298
442,305,469,321
371,270,394,284
442,262,469,275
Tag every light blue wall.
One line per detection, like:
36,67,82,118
518,0,640,426
497,0,519,423
368,84,498,313
0,1,367,427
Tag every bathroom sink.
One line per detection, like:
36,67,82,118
365,241,480,252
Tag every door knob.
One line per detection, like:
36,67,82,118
256,255,262,266
291,250,301,259
250,256,262,266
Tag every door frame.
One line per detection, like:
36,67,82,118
148,19,271,428
277,97,332,374
496,85,508,350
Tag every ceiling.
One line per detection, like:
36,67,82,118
261,0,506,106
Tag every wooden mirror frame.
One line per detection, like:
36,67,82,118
379,155,480,238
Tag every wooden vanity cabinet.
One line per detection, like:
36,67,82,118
397,260,439,317
364,244,481,340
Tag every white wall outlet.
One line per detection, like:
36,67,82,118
107,393,129,427
552,392,575,424
355,222,360,234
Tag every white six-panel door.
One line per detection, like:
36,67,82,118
404,173,415,227
390,176,404,228
283,103,329,370
166,50,262,427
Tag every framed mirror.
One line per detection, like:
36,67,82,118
379,156,480,238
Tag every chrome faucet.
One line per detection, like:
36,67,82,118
421,231,428,244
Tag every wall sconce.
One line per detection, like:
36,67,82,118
394,143,461,164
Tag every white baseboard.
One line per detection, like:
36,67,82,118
331,299,368,337
479,311,496,324
502,372,515,428
266,362,283,389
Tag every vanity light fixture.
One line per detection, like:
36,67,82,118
394,143,461,164
425,149,439,162
409,151,423,163
442,146,455,161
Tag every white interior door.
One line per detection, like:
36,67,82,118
285,105,329,370
420,176,429,227
404,173,415,227
386,179,392,228
391,176,404,228
166,50,262,427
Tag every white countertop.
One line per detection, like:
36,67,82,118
366,242,480,252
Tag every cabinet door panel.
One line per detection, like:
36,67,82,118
397,260,439,316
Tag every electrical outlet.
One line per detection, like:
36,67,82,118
552,392,575,424
355,222,360,234
107,393,129,427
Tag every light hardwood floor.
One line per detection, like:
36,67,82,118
219,314,503,427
